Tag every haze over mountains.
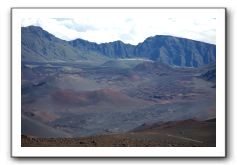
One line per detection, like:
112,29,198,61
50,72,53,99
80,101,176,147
22,26,216,67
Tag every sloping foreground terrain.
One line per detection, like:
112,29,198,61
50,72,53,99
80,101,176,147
22,118,216,147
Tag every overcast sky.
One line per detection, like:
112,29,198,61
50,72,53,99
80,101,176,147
21,10,216,45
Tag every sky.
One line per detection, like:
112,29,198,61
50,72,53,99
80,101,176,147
21,10,217,45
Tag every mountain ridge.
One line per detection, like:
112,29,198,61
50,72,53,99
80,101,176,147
22,26,216,67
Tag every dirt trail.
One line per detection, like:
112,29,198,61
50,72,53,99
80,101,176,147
166,134,203,143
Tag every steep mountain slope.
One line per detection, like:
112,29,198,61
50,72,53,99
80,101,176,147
21,26,108,62
69,39,135,58
70,35,216,67
22,26,216,67
134,36,216,67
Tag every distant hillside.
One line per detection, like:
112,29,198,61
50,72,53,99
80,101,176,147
22,26,216,67
201,69,216,82
21,26,108,62
69,39,135,58
134,36,216,67
133,61,174,73
70,35,216,67
199,64,216,84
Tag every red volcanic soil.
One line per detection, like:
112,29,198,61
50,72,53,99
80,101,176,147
22,118,216,147
52,88,141,106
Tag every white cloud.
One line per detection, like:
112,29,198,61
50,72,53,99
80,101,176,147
21,10,217,45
